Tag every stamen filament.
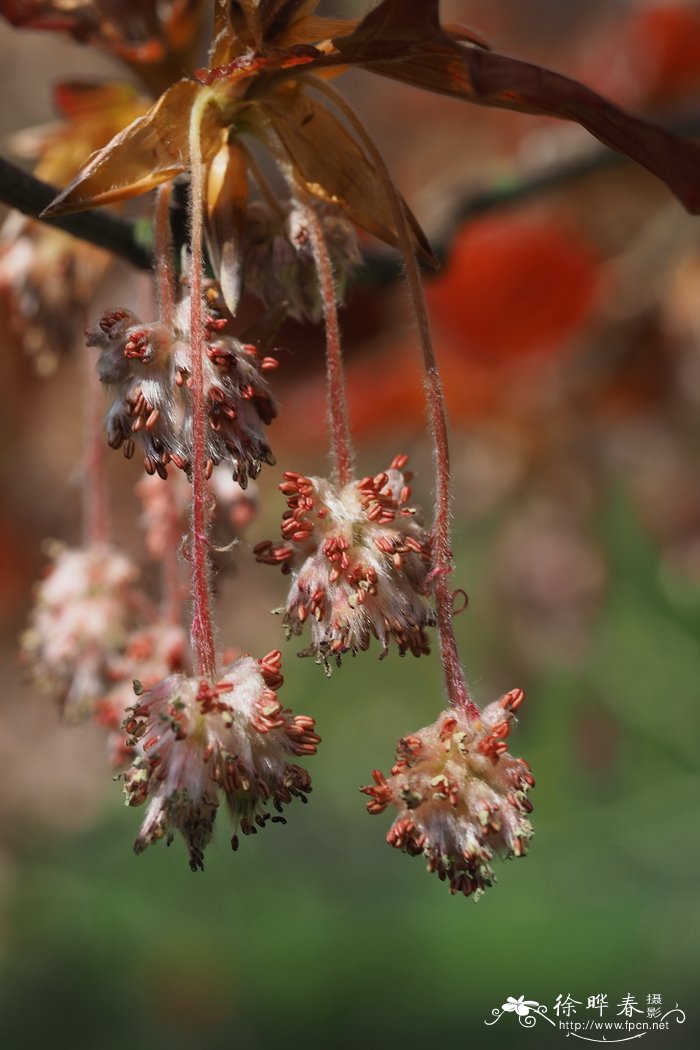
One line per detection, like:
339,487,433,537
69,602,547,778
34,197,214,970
83,331,108,547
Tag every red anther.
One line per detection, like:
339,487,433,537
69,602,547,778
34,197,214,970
260,649,282,673
143,736,158,751
502,688,525,712
145,408,160,431
439,716,457,740
98,308,130,333
390,453,409,471
207,317,228,331
209,385,225,403
253,540,272,555
260,357,278,371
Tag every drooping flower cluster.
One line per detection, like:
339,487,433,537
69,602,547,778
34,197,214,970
122,650,320,870
22,542,142,720
361,689,534,899
255,455,435,669
85,288,277,485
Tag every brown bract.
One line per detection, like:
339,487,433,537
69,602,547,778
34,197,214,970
40,0,700,279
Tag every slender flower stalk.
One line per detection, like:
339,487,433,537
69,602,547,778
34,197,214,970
154,184,175,332
304,77,475,716
83,331,108,547
188,89,218,681
296,191,354,488
151,184,184,627
160,480,187,627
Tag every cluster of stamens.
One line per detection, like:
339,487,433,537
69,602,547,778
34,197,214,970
255,455,435,670
361,689,535,899
85,288,277,486
121,650,320,870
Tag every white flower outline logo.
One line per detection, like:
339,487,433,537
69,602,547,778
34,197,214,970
502,995,540,1017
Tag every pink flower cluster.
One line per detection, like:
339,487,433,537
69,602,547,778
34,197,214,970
255,455,435,670
362,689,534,898
122,650,320,870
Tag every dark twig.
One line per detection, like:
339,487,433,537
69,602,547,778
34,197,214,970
0,154,152,270
2,111,700,280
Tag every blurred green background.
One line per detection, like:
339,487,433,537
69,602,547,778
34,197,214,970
2,486,699,1049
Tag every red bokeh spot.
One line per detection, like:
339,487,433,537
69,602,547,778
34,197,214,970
426,215,601,362
627,3,700,105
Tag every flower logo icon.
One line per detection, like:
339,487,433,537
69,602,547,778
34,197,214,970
502,996,540,1017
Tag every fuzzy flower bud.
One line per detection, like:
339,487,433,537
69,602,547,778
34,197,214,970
243,200,360,322
361,690,535,899
22,542,141,720
122,650,320,870
255,455,435,670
